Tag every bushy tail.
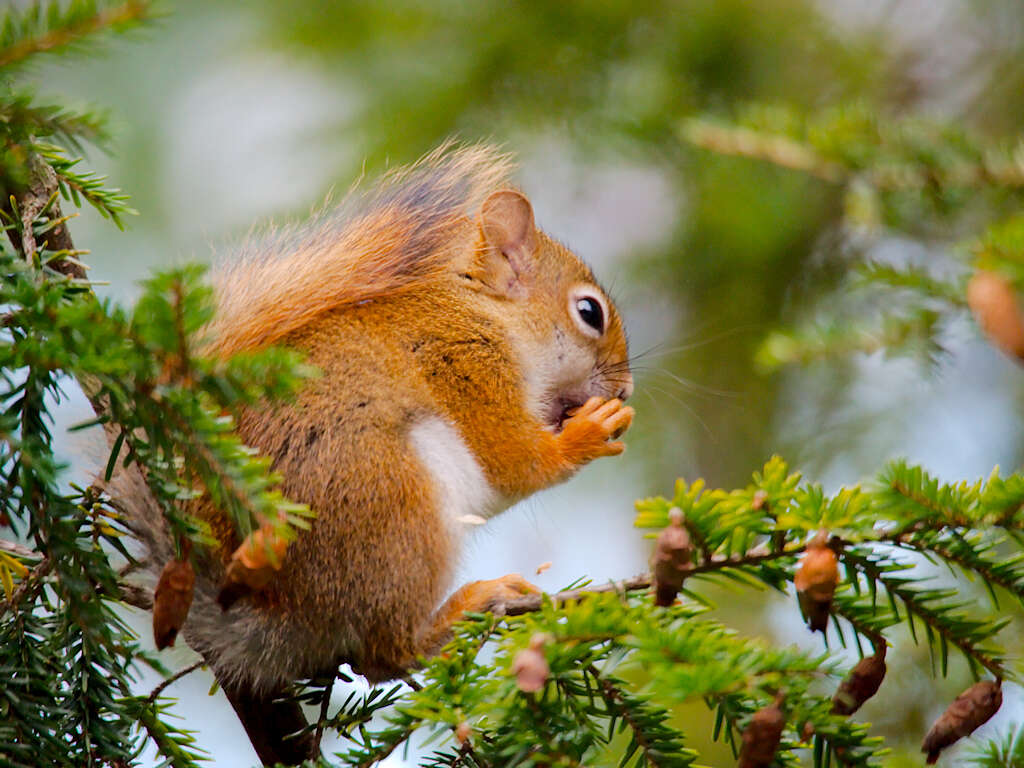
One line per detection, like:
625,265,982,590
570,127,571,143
208,142,514,357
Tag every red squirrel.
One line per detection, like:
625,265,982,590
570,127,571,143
118,144,634,764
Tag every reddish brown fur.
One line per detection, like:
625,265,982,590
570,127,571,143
198,256,630,681
209,144,514,358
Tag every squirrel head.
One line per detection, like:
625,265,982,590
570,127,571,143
468,189,633,431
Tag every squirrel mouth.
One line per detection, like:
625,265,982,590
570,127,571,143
548,395,586,433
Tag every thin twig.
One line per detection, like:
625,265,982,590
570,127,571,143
1,555,53,615
117,581,153,610
453,733,488,767
356,729,416,768
844,549,1006,678
504,574,652,615
503,519,992,617
502,541,810,615
147,660,205,703
586,664,662,766
5,149,117,440
681,119,1024,191
0,538,40,559
5,155,82,277
401,674,423,692
681,121,845,183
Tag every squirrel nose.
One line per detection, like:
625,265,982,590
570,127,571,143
616,375,634,402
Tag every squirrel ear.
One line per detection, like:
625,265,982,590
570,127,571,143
476,189,538,296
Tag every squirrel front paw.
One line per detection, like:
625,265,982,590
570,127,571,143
557,396,634,465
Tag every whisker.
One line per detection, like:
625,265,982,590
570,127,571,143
651,368,741,399
634,324,765,360
643,384,717,443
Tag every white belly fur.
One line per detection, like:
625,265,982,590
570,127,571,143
409,416,509,538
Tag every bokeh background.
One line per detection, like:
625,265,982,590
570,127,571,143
25,1,1024,765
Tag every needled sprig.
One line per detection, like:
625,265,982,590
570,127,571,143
638,458,1023,677
0,0,154,71
0,31,310,755
0,226,315,765
630,457,1024,764
33,141,135,226
966,725,1024,768
2,247,315,548
2,226,148,763
325,592,877,768
682,103,1024,215
681,104,1024,372
0,2,153,234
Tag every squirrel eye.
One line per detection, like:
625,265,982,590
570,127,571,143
575,297,605,334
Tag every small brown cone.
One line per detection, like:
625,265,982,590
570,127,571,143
794,530,838,633
651,507,693,607
831,645,887,716
800,721,815,742
922,680,1003,764
152,558,195,650
454,721,472,745
967,270,1024,361
739,694,786,768
512,633,550,693
216,524,289,610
